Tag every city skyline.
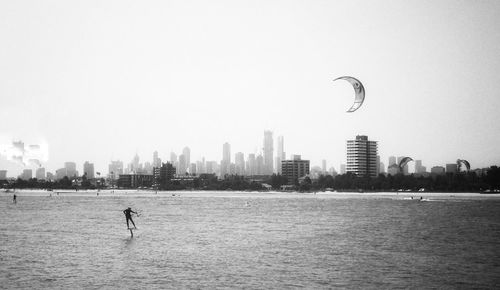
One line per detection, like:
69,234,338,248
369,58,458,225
2,1,500,176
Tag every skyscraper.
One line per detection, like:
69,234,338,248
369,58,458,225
21,169,32,180
247,153,256,175
83,161,95,179
263,130,274,175
178,154,187,175
108,160,124,179
183,147,191,172
0,170,7,180
36,167,45,180
275,135,284,174
388,156,397,167
322,159,327,173
346,135,378,177
235,152,245,175
170,152,177,164
256,154,264,175
153,151,161,168
65,162,78,177
221,142,231,177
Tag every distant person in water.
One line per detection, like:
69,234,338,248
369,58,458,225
123,207,137,229
13,194,16,204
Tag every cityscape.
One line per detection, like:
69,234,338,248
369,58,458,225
1,131,498,192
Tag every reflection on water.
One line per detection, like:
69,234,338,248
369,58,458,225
1,192,500,289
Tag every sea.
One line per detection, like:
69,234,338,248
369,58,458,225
1,190,500,289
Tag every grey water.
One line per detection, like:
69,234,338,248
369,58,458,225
1,192,500,289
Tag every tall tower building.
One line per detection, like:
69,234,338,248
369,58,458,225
247,153,256,175
256,154,264,175
170,152,177,164
235,152,245,175
178,154,187,175
36,167,46,180
263,131,274,175
221,142,231,177
65,162,78,177
275,135,284,174
322,159,327,173
183,147,191,172
346,135,378,177
388,156,397,167
83,161,95,179
153,151,161,168
415,160,422,174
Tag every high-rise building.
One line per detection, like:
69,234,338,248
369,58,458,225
36,167,45,180
0,170,7,180
431,166,445,175
183,147,191,172
247,154,256,175
340,164,346,174
178,154,187,175
397,156,409,175
170,152,177,164
446,163,457,174
388,156,397,167
65,162,78,177
256,154,264,175
281,155,310,184
189,163,197,175
21,169,32,180
235,152,245,175
346,135,378,177
83,161,95,179
153,162,176,188
109,160,124,179
153,151,161,168
55,168,67,180
379,162,386,174
275,136,284,174
221,142,231,177
263,131,274,175
322,159,327,173
415,160,423,174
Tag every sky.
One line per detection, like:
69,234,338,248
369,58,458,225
1,0,500,176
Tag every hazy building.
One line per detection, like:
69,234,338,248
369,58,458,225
36,167,45,180
178,154,187,175
415,160,422,174
256,154,264,175
55,168,67,180
322,159,327,173
196,159,205,174
189,163,197,175
340,164,346,174
346,135,378,177
83,161,95,179
170,152,177,164
247,154,256,175
263,131,274,175
206,161,217,175
221,142,231,177
379,161,386,174
235,152,245,175
65,162,78,177
446,163,458,174
46,172,54,181
0,170,7,180
109,160,124,179
275,135,284,174
21,169,32,180
388,156,397,167
153,151,161,168
281,155,310,184
376,155,381,175
183,147,191,172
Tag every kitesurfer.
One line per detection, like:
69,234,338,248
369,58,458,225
123,207,138,229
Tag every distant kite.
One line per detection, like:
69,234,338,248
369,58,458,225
398,157,413,174
457,159,471,172
333,76,365,113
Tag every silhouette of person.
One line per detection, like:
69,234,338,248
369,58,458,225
13,194,16,204
123,207,137,229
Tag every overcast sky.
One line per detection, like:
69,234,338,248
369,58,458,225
1,0,500,176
